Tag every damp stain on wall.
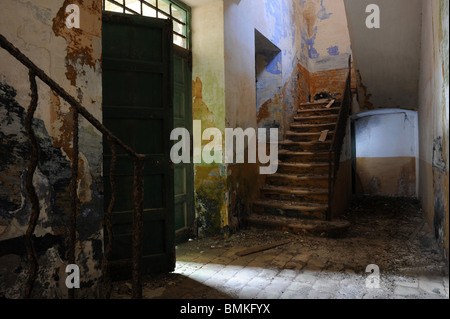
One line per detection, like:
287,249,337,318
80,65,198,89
194,166,227,238
0,81,102,298
192,75,227,237
192,77,216,133
0,0,104,298
432,136,448,256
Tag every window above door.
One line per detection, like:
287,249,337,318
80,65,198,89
103,0,190,49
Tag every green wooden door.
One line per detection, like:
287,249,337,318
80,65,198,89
102,12,174,278
173,47,194,244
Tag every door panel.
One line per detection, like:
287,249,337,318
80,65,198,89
173,47,194,244
102,12,174,279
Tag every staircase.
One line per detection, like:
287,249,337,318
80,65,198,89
248,99,350,237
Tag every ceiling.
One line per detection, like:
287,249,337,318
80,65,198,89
344,0,423,109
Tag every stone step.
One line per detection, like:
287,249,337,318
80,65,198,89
277,162,331,175
253,199,327,220
260,185,329,204
293,114,339,124
279,140,331,152
266,173,329,188
278,150,329,162
298,99,341,109
297,107,341,117
298,99,337,108
290,122,336,133
246,214,351,238
299,99,331,106
285,131,334,142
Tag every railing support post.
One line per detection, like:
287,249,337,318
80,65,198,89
68,108,79,300
327,55,352,221
23,71,40,299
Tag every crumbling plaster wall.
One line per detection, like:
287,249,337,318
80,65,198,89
418,0,449,261
190,1,227,237
223,0,353,230
304,0,353,98
223,0,308,233
0,0,103,298
189,0,354,237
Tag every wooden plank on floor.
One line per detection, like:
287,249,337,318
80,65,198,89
325,99,335,109
235,240,292,257
319,130,329,142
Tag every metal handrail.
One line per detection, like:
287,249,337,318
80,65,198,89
0,34,145,299
327,55,352,220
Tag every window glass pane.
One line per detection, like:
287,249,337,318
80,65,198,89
173,21,185,36
159,0,171,16
171,5,186,24
125,0,142,14
105,1,123,13
104,0,189,49
142,0,156,6
173,34,186,48
142,3,157,18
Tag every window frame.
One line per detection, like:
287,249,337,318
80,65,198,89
102,0,191,50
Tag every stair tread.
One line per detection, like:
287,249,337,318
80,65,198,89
278,162,330,167
247,214,350,231
286,130,334,135
299,99,335,106
290,123,336,128
269,173,328,179
254,199,328,210
294,114,339,120
279,150,329,155
280,140,331,145
297,107,340,113
261,185,328,194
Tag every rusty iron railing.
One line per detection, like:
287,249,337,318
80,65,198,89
327,55,352,221
0,34,145,299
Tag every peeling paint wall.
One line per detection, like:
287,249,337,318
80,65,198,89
418,0,449,261
223,0,306,233
0,0,103,298
222,0,353,229
188,0,353,237
302,0,352,98
190,1,227,237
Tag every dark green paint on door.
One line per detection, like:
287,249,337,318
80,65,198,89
102,12,175,279
173,46,194,244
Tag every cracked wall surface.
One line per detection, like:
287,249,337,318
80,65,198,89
418,0,449,261
0,0,103,298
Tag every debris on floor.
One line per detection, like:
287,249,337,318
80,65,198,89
111,195,449,299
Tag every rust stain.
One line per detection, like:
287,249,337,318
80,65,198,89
257,99,273,123
257,94,282,124
49,91,74,161
192,77,215,132
355,70,374,110
303,1,317,38
281,62,310,130
52,0,101,86
309,68,348,98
